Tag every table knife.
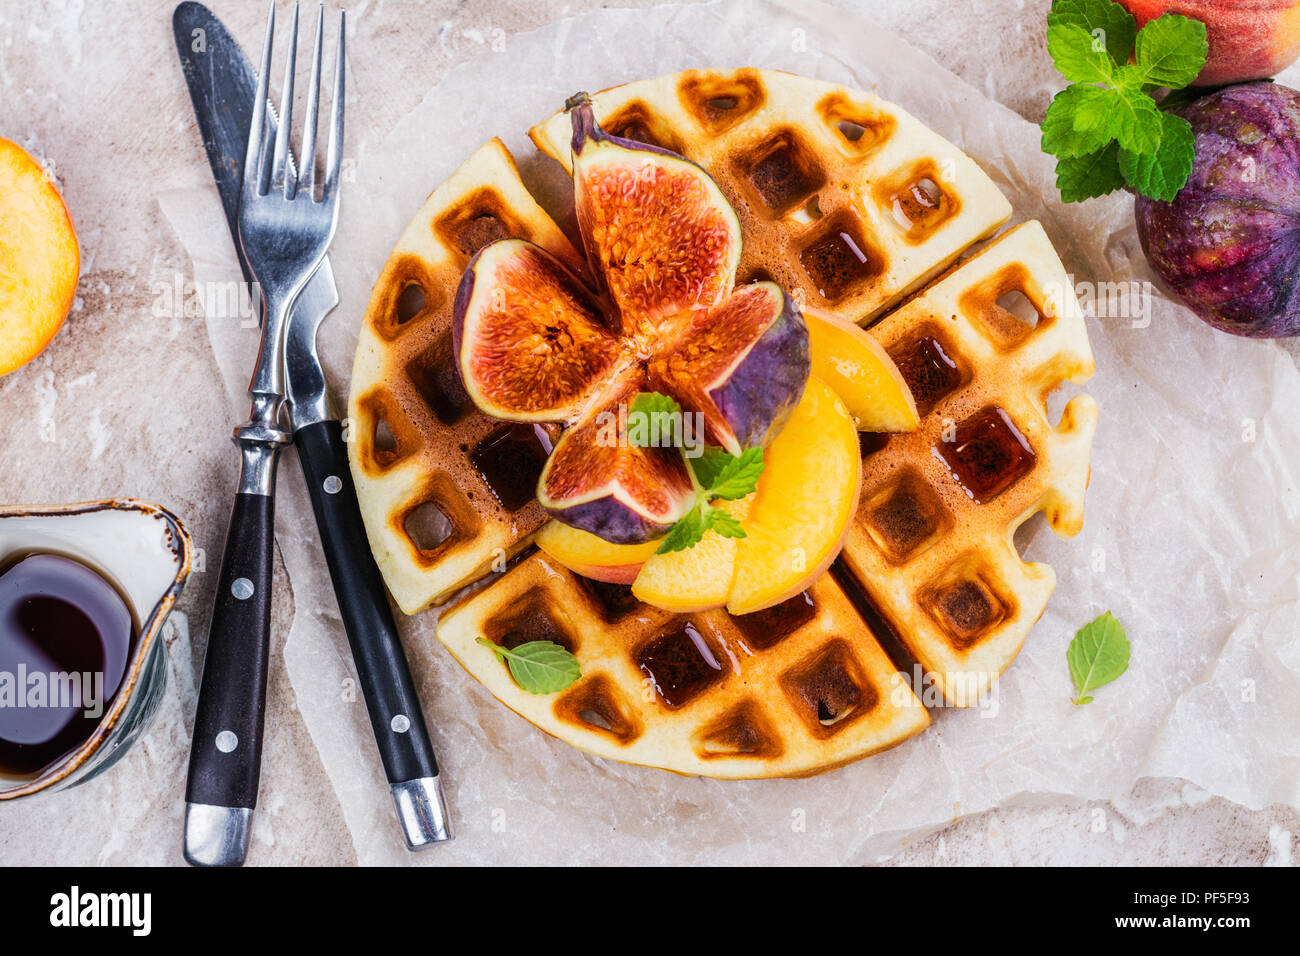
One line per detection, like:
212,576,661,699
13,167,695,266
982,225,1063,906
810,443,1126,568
173,0,450,861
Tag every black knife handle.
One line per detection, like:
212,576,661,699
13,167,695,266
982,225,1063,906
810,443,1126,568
185,491,275,810
294,419,440,783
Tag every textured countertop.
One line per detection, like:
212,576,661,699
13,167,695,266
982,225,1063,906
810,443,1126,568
0,0,1296,866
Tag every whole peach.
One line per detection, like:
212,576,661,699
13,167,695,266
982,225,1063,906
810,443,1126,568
1119,1,1300,85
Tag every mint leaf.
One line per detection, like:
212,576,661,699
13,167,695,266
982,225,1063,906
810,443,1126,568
1041,0,1207,202
655,499,706,554
477,638,581,694
1047,0,1137,65
706,507,747,539
1134,13,1208,88
1104,79,1164,154
703,446,764,500
1046,21,1116,85
627,391,682,448
1119,111,1195,201
1042,85,1115,158
1055,143,1125,202
1066,611,1130,705
656,446,764,553
688,446,734,489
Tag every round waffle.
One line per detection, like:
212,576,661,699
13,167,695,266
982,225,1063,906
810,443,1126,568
347,69,1098,778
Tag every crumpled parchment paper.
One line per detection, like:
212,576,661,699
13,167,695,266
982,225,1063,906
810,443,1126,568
159,0,1300,864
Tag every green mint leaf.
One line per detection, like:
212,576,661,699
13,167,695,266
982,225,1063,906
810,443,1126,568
1042,84,1117,158
705,507,747,539
1047,0,1137,66
688,446,735,489
1104,78,1164,154
476,638,581,694
626,391,682,448
1046,21,1116,85
1066,611,1131,705
1055,143,1125,202
703,446,765,500
1133,13,1208,88
1118,111,1195,201
655,499,706,554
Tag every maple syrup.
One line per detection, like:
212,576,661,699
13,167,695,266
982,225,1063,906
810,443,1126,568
891,333,964,416
636,621,724,708
0,552,136,777
732,591,816,651
937,406,1037,503
470,424,554,512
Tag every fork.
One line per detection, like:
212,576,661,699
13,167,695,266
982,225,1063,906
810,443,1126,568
183,1,344,867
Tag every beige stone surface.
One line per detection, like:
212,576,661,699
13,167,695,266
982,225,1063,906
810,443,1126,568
0,0,1296,866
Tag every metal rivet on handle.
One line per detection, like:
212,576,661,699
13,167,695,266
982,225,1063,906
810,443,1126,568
216,731,239,753
390,714,410,734
323,475,342,495
232,578,254,600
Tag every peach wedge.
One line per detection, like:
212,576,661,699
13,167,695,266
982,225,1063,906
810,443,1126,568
0,138,78,377
631,496,752,612
727,376,861,615
534,519,659,585
803,303,918,433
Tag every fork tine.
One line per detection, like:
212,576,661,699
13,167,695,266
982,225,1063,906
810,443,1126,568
299,4,325,198
323,9,345,199
245,0,275,197
272,2,300,198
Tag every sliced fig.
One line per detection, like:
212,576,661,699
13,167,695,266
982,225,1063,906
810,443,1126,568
537,376,697,544
651,282,810,454
568,92,743,338
453,238,621,421
450,97,811,549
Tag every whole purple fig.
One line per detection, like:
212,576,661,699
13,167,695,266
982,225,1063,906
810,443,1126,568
1135,82,1300,338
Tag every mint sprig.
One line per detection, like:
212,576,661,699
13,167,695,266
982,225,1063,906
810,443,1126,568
476,638,581,695
655,446,764,555
1066,611,1131,705
627,391,682,448
1042,0,1208,202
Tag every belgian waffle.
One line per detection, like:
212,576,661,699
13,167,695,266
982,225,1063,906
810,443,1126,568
348,69,1098,777
435,551,930,778
839,221,1097,707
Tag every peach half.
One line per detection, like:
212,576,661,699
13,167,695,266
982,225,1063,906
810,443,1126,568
0,138,79,377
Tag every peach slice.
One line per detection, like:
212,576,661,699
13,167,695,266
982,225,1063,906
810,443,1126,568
534,519,658,585
631,496,751,612
803,303,918,433
0,138,79,377
727,377,861,615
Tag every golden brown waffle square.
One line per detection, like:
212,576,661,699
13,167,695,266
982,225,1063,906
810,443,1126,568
840,221,1098,707
528,69,1012,324
347,139,586,612
435,551,930,778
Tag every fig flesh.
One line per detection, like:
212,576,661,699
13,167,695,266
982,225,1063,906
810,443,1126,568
452,96,810,544
1135,82,1300,338
569,93,742,339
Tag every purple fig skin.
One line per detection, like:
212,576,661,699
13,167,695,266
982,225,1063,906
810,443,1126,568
708,284,811,451
567,90,686,165
1135,82,1300,338
542,497,676,546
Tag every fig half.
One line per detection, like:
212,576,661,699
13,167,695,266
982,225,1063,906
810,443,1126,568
452,98,810,545
569,92,742,340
